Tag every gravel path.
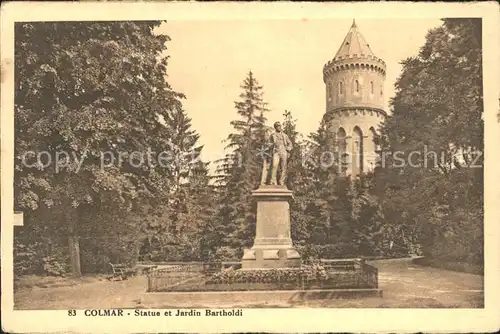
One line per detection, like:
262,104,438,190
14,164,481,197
15,275,147,310
14,258,483,309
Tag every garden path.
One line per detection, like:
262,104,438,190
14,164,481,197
14,258,483,309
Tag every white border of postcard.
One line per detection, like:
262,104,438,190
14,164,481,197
1,1,499,333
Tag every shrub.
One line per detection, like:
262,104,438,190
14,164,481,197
159,244,201,262
42,256,69,276
79,235,139,273
297,243,360,262
14,235,70,277
212,247,241,262
80,249,111,274
14,241,43,276
206,265,329,285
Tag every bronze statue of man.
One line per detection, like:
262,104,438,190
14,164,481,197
261,122,293,186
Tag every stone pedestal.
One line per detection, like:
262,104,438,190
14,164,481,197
241,186,301,269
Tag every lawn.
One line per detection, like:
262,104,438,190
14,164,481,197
14,258,483,309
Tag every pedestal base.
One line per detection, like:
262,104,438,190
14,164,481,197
241,247,301,269
241,186,301,269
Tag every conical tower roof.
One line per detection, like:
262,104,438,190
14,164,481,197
334,20,374,58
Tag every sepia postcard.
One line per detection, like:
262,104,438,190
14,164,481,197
1,1,499,333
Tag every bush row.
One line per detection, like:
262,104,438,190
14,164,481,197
206,265,329,285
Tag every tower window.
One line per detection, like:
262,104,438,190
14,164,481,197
355,80,360,93
337,127,347,149
353,126,364,174
370,81,374,94
339,81,344,94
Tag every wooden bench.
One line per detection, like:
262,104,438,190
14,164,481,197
107,263,136,281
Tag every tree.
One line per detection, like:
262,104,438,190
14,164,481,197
209,71,269,257
286,111,392,260
280,111,311,246
14,21,185,275
155,109,213,260
287,116,353,259
377,18,483,264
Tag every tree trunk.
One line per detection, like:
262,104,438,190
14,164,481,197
68,214,82,276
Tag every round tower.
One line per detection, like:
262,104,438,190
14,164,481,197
323,20,386,175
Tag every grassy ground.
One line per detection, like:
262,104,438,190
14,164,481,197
14,258,483,309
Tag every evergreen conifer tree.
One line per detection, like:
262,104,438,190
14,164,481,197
209,71,269,258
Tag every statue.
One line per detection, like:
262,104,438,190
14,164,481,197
260,122,293,186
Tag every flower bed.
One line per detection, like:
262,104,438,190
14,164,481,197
206,266,328,285
154,264,377,292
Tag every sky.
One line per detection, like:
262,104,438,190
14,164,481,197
158,19,443,166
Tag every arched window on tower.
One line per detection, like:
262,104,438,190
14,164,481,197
353,126,364,175
337,127,348,173
355,80,360,93
380,84,383,96
339,81,344,95
370,81,374,94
